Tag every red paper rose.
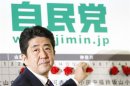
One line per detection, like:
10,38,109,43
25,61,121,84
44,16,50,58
64,67,73,76
51,66,59,74
86,67,93,73
19,67,25,74
109,66,119,75
122,65,130,76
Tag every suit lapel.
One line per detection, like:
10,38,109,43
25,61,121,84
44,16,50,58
24,68,44,86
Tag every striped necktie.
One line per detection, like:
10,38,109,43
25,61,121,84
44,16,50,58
45,79,54,86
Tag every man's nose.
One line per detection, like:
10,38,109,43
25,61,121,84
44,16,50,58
40,49,47,59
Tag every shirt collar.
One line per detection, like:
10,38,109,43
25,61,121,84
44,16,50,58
27,67,48,85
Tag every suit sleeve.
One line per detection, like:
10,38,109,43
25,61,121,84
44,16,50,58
61,79,77,86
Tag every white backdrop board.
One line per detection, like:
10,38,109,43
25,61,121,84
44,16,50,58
0,0,130,86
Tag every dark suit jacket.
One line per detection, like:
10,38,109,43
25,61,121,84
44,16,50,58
11,68,77,86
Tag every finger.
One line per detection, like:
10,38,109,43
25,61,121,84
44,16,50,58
81,62,89,71
77,62,88,67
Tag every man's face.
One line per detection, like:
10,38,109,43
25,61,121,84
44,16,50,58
22,37,54,76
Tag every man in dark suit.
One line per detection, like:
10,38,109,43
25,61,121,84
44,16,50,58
12,26,90,86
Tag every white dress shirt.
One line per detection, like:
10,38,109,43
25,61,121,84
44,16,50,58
27,67,79,86
27,67,48,85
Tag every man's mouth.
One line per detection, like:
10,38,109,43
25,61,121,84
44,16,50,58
38,59,50,65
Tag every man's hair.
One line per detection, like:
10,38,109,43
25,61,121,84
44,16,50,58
19,26,55,55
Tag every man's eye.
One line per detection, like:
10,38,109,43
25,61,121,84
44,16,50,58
45,48,51,50
34,49,39,52
45,47,52,52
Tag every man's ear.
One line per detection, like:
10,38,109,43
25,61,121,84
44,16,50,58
21,54,28,66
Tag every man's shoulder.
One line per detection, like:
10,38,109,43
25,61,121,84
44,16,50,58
61,79,77,86
11,67,43,86
11,71,31,86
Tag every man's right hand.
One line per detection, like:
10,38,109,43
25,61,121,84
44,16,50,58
74,62,91,83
